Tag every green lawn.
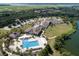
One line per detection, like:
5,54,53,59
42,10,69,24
0,29,10,37
44,23,75,55
0,29,10,46
21,23,33,31
44,23,74,38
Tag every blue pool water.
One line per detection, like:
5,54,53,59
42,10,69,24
22,39,39,48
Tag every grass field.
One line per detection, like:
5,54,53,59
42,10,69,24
44,23,75,55
0,29,10,38
0,29,10,36
44,23,74,38
21,23,33,31
0,29,10,46
0,5,56,11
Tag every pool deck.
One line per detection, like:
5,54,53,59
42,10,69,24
9,34,47,53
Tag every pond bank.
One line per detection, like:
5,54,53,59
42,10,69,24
64,20,79,56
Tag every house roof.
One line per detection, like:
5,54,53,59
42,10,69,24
25,25,42,35
41,20,50,28
9,32,20,39
32,25,42,35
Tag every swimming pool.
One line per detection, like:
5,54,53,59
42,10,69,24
22,39,39,48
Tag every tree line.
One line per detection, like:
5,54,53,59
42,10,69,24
0,6,79,27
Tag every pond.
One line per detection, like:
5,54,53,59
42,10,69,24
64,20,79,56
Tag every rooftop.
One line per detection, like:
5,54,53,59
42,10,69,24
9,32,20,39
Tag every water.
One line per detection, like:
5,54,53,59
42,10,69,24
64,20,79,55
22,39,39,48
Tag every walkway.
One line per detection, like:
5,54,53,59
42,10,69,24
48,36,57,39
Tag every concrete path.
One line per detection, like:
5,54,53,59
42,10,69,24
48,36,57,39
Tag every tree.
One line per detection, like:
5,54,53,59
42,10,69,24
54,36,64,51
38,45,53,56
46,45,53,54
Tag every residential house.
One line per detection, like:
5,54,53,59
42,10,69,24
9,32,20,39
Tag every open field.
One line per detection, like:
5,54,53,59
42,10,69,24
44,23,75,55
0,5,56,11
44,23,74,38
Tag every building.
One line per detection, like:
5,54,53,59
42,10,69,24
40,20,50,29
25,25,42,36
50,17,63,25
9,32,20,39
